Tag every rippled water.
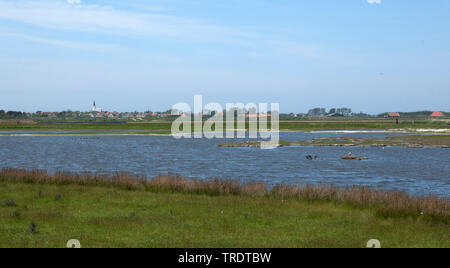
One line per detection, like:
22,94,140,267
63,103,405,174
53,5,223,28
0,132,448,197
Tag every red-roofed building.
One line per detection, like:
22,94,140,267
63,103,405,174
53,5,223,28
245,113,272,118
430,111,444,117
388,112,400,118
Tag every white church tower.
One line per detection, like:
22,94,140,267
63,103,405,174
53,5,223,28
92,101,102,113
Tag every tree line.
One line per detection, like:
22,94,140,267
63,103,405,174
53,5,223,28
0,110,26,118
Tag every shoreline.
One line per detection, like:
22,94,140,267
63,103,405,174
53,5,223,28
308,129,450,134
0,133,172,137
1,128,449,136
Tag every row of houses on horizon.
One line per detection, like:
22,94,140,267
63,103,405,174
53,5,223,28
1,102,448,120
386,111,445,118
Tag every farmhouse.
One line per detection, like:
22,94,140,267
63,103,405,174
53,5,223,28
245,114,272,118
430,111,444,118
387,112,400,118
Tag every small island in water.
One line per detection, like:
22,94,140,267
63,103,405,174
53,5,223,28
218,135,450,149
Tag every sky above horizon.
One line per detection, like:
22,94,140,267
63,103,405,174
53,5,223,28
0,0,449,113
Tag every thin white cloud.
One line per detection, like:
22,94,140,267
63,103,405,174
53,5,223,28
0,0,253,43
2,32,116,51
0,0,325,60
67,0,81,4
367,0,382,4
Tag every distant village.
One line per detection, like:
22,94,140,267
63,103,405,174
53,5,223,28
0,101,181,121
0,102,447,121
287,108,446,119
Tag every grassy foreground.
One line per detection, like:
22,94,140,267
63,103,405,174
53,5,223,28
0,170,449,248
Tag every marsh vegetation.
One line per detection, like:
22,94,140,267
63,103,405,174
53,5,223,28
0,169,448,248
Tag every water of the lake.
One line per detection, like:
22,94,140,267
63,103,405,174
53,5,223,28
0,131,449,197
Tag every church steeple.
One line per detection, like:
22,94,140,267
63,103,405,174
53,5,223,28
91,101,102,113
92,101,97,112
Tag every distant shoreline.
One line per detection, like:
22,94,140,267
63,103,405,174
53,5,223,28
0,133,172,137
1,128,449,136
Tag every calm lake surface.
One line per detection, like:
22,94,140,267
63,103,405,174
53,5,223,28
0,132,449,197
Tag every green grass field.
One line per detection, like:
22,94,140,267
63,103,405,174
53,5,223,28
1,182,448,248
0,119,448,133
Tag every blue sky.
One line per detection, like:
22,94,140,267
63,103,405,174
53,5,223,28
0,0,449,113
